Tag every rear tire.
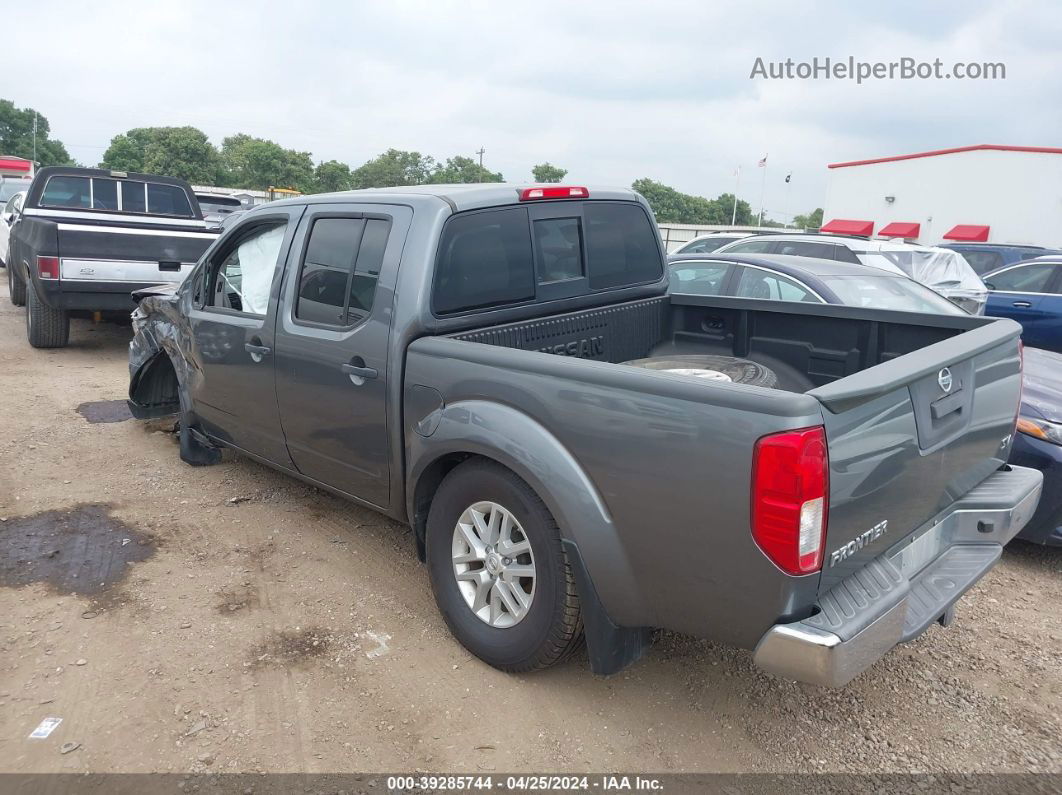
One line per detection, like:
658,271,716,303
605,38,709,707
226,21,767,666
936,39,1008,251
426,459,584,672
8,262,26,307
26,285,69,348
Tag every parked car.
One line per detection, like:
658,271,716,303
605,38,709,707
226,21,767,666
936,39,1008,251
1010,346,1062,546
127,183,1039,688
717,234,988,314
669,252,1058,546
938,243,1062,276
671,232,754,254
0,189,25,267
6,166,219,348
0,175,33,204
669,252,964,315
982,256,1062,353
195,192,247,228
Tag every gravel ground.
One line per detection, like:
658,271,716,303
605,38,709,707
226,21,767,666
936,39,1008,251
0,282,1059,777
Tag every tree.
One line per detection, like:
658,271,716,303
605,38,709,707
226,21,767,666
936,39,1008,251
350,148,436,188
792,207,824,229
0,100,73,167
219,134,315,192
631,179,751,225
313,159,353,193
101,126,221,184
532,162,567,183
428,156,504,184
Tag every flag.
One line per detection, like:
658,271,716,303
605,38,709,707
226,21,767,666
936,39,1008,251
758,154,768,167
785,173,792,183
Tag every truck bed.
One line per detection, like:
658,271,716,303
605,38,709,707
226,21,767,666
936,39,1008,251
406,292,1022,650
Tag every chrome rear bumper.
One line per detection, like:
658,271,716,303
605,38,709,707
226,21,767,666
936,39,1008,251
753,465,1042,687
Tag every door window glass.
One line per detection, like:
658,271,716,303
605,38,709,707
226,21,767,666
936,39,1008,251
668,261,730,295
734,268,819,302
210,223,287,314
723,239,775,253
987,264,1056,294
296,217,390,325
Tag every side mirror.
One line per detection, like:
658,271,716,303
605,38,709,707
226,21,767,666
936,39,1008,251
984,282,996,291
2,212,12,224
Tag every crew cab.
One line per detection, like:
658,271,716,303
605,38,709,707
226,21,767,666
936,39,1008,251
7,166,218,348
127,184,1041,686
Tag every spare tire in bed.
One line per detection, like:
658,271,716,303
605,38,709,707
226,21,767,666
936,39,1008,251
623,355,778,389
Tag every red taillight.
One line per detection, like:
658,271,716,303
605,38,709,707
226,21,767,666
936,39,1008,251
518,186,589,201
37,256,60,280
751,426,829,575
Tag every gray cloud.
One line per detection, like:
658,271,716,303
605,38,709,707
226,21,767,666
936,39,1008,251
6,0,1057,222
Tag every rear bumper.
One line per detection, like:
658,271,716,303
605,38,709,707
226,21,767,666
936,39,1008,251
753,465,1043,687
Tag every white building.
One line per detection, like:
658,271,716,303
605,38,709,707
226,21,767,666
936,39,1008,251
821,144,1062,247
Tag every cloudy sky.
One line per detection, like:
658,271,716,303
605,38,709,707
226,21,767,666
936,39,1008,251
7,1,1060,221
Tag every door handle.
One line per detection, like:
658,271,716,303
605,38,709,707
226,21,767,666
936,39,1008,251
341,363,378,379
244,342,272,362
1012,301,1032,308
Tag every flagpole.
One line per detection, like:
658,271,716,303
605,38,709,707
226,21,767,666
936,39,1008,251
731,166,741,226
758,160,767,225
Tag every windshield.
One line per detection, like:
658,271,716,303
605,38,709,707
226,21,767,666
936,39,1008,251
197,196,243,215
677,236,737,254
0,179,32,202
818,274,966,314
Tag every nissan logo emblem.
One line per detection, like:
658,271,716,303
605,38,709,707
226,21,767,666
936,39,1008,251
938,367,953,393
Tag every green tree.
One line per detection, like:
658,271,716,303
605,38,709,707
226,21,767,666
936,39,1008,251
0,100,73,167
100,126,221,183
428,156,503,184
632,179,751,225
532,162,567,183
350,148,437,188
313,159,353,193
792,207,823,229
219,134,315,192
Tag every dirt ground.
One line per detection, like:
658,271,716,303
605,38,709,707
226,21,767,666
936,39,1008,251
0,280,1060,777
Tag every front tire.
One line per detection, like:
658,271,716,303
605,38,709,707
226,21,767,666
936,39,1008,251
26,285,69,348
8,262,26,307
426,459,583,672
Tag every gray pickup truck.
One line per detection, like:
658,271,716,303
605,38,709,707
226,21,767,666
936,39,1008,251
127,184,1042,686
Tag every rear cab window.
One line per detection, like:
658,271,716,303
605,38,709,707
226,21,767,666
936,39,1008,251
39,174,194,218
432,200,662,315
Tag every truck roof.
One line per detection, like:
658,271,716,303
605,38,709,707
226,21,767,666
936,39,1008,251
275,184,641,213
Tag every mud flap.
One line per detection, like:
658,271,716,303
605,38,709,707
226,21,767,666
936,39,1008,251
562,539,650,675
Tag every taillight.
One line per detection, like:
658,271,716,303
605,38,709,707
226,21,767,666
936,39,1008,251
518,186,589,201
37,256,60,280
751,426,829,575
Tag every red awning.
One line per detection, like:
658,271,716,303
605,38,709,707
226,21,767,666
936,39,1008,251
0,157,32,172
819,218,874,236
943,224,990,242
878,221,921,238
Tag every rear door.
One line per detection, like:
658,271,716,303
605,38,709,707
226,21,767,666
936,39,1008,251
984,262,1059,348
273,203,412,509
186,207,303,464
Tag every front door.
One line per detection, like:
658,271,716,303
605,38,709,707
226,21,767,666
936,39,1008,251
273,203,411,508
984,262,1060,349
186,207,303,464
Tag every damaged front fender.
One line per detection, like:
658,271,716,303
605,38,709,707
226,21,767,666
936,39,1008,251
127,291,196,420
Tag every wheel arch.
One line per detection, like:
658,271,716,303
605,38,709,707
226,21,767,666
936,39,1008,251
406,400,654,639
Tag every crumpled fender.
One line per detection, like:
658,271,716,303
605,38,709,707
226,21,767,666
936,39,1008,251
406,399,652,630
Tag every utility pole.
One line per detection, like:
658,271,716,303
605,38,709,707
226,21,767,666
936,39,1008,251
758,157,768,226
32,111,38,165
731,166,741,226
475,147,485,168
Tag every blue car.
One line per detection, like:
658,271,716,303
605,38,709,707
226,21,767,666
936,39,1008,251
1011,346,1062,546
939,243,1062,275
983,256,1062,353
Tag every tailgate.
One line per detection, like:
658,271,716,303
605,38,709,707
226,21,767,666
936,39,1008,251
809,318,1024,592
56,221,216,284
